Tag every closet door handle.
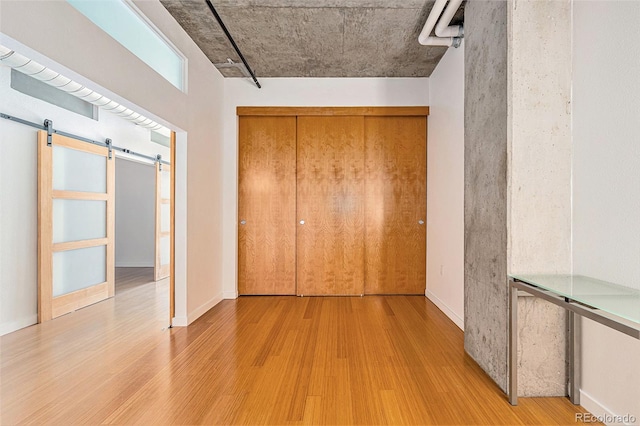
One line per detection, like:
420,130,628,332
418,220,424,225
240,220,246,225
299,220,305,225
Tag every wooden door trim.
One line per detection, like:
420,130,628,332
237,106,430,117
170,131,176,324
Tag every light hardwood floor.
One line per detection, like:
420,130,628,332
1,268,594,425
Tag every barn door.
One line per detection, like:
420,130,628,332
38,131,115,321
155,162,171,281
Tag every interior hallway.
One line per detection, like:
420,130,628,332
1,269,592,425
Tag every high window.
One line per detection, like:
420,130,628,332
67,0,186,91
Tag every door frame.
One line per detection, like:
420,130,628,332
169,131,176,323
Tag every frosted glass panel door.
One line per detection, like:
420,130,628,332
155,163,171,281
38,131,115,322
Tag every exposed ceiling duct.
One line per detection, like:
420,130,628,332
0,44,169,132
418,0,464,48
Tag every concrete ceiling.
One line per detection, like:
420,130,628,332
160,0,465,78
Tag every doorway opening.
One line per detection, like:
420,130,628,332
113,154,173,320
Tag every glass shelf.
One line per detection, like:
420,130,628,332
509,274,640,324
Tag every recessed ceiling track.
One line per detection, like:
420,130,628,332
0,44,169,132
204,0,261,89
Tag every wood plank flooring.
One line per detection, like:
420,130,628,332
1,268,594,425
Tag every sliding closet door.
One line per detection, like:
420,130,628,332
38,131,115,321
365,116,426,294
238,116,296,295
155,163,171,281
297,116,365,296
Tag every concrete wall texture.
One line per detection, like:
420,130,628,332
465,0,638,408
463,0,509,393
508,0,572,397
463,0,572,397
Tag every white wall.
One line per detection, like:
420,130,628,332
426,42,465,330
1,0,226,327
222,77,430,298
115,158,156,268
572,1,640,422
0,65,167,336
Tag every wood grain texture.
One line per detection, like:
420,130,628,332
53,133,108,156
238,116,297,295
237,106,430,117
365,116,427,294
37,131,53,323
106,153,115,298
297,116,365,295
39,132,114,321
51,282,109,318
52,190,108,200
154,163,170,281
53,237,108,252
1,284,596,425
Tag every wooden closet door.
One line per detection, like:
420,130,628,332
238,116,296,295
365,116,427,294
297,116,365,295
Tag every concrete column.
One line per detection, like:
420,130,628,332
508,0,572,396
464,0,572,396
464,0,509,392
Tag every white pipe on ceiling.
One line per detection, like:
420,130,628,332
418,0,464,48
0,44,167,132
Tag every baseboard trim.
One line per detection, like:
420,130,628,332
579,390,638,426
425,290,464,330
0,314,38,337
186,292,224,325
223,290,238,299
172,316,188,327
